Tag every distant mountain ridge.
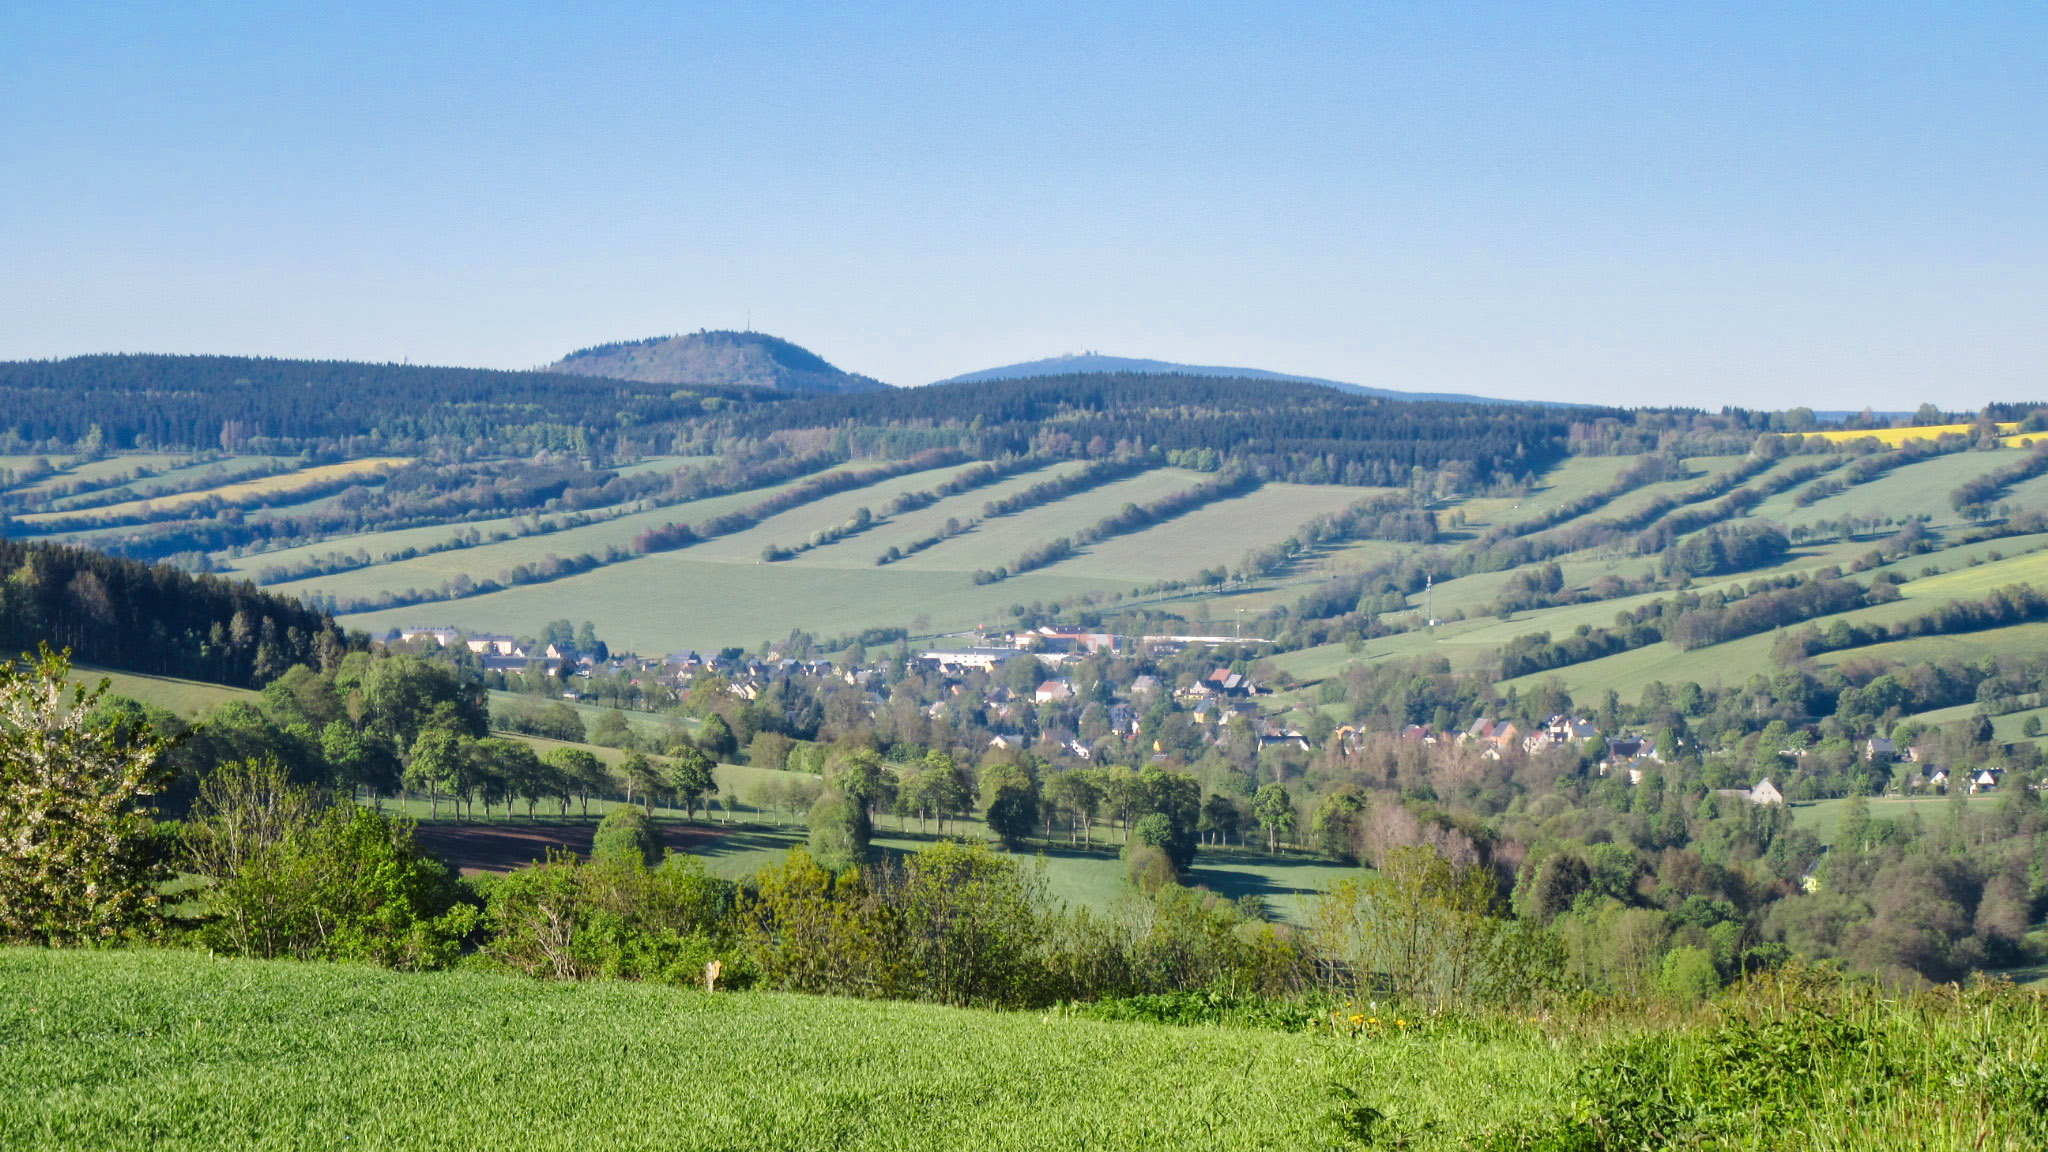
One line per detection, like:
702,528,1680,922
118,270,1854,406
551,330,887,395
934,352,1529,405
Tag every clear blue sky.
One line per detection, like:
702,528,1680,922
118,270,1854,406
3,2,2043,409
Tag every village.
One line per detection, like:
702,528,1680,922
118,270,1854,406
390,622,2014,802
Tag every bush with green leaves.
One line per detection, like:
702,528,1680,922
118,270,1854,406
806,789,869,872
1054,884,1312,1000
1123,839,1178,893
478,850,745,986
591,806,661,868
742,841,1062,1007
184,760,476,969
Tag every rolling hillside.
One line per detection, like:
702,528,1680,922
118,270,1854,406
10,357,2048,725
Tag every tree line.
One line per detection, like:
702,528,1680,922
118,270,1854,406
0,539,354,686
0,353,775,452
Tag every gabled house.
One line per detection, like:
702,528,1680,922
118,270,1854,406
1709,778,1783,805
1255,720,1310,752
1865,736,1898,762
1605,737,1646,762
1034,679,1074,703
1205,669,1252,697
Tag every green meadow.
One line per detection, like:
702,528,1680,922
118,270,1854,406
0,949,1542,1151
8,948,2045,1151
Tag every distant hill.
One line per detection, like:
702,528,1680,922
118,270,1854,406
551,331,889,395
934,352,1528,405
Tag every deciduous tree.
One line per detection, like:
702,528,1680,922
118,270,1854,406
0,647,175,944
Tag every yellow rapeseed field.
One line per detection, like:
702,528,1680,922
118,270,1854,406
1802,422,2018,447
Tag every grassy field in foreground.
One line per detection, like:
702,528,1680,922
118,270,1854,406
9,949,2046,1151
0,949,1548,1151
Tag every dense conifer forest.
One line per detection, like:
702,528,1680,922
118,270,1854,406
0,539,353,684
0,354,769,450
735,371,1604,486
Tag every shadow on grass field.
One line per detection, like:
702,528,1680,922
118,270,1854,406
411,818,763,873
396,811,1360,919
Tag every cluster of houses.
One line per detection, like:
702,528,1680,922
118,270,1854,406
398,627,590,675
1860,735,2012,794
917,627,1268,675
403,621,2030,798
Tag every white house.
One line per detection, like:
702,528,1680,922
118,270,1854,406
1034,679,1074,703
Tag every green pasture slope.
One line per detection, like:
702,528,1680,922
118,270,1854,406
1791,793,1999,846
0,949,1555,1151
75,665,257,716
264,467,868,597
329,465,1413,650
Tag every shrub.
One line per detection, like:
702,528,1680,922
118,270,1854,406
190,795,476,969
1657,945,1719,1004
807,790,869,872
592,807,660,868
741,842,1060,1007
1124,841,1178,893
480,850,744,985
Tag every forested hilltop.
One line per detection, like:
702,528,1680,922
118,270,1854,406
550,330,888,394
